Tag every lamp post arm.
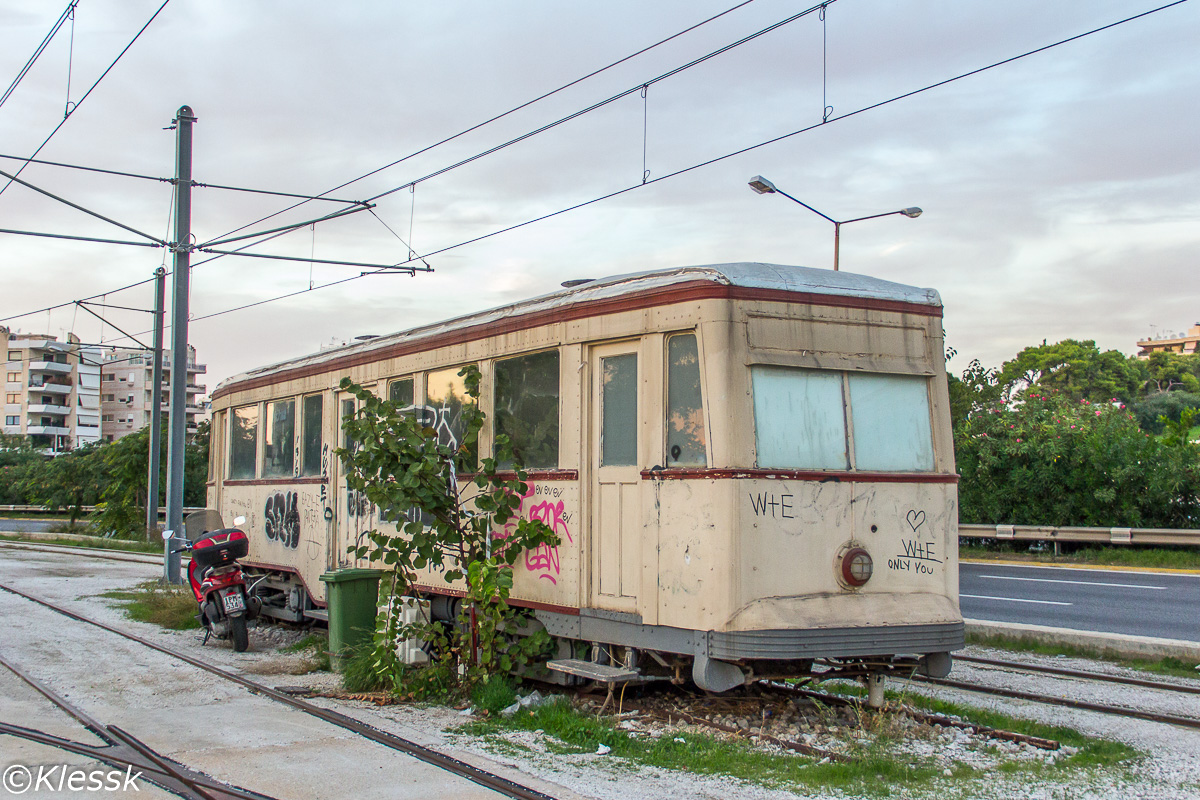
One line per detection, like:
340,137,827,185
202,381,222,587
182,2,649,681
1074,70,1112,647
773,188,838,224
839,209,907,225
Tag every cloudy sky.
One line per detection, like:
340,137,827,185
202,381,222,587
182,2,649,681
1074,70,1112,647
1,0,1196,393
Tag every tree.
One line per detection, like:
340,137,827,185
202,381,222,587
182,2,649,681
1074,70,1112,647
947,358,1002,425
338,366,559,698
955,390,1200,528
21,445,104,526
0,435,44,504
91,419,210,538
1130,391,1200,435
1142,351,1200,394
994,339,1142,404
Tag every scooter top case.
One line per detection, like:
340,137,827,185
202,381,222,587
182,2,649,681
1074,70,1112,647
191,529,249,571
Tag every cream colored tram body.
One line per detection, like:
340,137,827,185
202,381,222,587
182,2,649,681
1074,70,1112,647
208,263,963,690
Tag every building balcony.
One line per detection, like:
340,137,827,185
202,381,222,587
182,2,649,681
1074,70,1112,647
29,361,72,374
26,425,70,435
27,404,69,415
29,381,72,394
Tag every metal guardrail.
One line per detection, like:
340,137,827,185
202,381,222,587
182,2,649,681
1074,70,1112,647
959,524,1200,547
0,505,205,519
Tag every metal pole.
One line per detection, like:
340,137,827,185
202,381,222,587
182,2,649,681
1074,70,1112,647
147,266,165,541
833,221,841,272
164,105,196,584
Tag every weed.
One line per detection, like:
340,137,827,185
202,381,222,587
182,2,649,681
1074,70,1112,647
101,580,200,630
341,641,393,692
470,675,518,716
283,633,331,671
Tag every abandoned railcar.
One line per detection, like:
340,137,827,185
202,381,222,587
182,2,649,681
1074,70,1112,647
208,262,963,693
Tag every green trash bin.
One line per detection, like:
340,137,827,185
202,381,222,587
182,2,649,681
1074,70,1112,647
319,568,385,671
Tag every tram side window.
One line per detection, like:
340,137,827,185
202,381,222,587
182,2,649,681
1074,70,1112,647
389,377,414,408
494,350,559,468
847,374,934,471
752,367,848,470
301,394,323,476
426,366,478,471
341,398,357,452
229,405,259,480
666,333,706,467
262,399,295,478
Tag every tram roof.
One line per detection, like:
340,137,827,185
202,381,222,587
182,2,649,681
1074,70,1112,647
216,262,940,393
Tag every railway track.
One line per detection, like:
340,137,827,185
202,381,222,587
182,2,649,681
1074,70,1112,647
0,651,277,800
911,664,1200,731
0,580,558,800
954,653,1200,696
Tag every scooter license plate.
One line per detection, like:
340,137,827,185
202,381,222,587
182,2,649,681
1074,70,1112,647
222,592,245,614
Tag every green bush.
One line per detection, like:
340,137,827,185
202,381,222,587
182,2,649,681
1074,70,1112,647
956,391,1200,528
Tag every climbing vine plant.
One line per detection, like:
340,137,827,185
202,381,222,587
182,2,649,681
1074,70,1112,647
336,366,559,697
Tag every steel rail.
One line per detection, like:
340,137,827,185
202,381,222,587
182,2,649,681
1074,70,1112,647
0,541,165,566
915,675,1200,730
764,682,1061,751
0,581,560,800
0,653,277,800
955,654,1200,696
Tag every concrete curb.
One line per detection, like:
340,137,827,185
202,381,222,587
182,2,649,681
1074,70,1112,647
965,618,1200,662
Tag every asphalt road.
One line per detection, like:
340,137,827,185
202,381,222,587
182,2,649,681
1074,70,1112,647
960,561,1200,643
0,518,62,533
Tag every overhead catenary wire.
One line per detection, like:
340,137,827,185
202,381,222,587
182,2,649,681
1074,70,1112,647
0,0,171,199
3,0,1189,339
0,0,775,324
167,0,1191,330
364,0,837,203
0,1,79,112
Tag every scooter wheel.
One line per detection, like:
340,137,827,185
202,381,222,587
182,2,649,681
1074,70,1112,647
231,616,249,652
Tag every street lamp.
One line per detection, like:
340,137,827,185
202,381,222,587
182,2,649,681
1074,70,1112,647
748,175,921,271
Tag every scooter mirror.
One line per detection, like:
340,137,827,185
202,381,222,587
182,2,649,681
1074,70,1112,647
233,516,246,526
161,529,173,541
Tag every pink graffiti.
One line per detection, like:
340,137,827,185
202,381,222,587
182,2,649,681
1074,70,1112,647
496,484,573,584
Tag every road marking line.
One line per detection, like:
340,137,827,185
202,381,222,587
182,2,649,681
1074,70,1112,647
960,594,1073,606
979,575,1165,590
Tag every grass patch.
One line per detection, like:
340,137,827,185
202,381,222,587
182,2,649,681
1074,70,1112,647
891,690,1140,769
283,633,331,671
960,542,1200,571
820,675,1140,769
101,580,200,630
341,642,392,692
471,675,518,716
0,533,160,553
966,631,1200,680
461,697,948,797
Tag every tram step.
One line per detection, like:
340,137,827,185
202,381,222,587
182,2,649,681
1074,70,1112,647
546,659,639,683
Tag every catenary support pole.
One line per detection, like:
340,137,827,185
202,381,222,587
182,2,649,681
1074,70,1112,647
147,266,165,541
164,105,195,584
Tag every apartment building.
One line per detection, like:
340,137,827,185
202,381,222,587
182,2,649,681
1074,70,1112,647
99,345,207,442
1137,323,1200,357
2,328,102,453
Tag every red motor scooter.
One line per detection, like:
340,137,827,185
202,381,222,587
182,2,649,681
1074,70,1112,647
164,510,261,652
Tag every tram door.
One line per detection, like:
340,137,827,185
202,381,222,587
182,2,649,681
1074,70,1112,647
590,343,642,613
334,388,376,569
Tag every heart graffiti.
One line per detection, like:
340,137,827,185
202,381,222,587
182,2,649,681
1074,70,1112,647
906,509,926,533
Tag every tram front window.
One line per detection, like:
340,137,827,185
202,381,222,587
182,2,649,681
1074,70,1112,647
751,366,933,472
